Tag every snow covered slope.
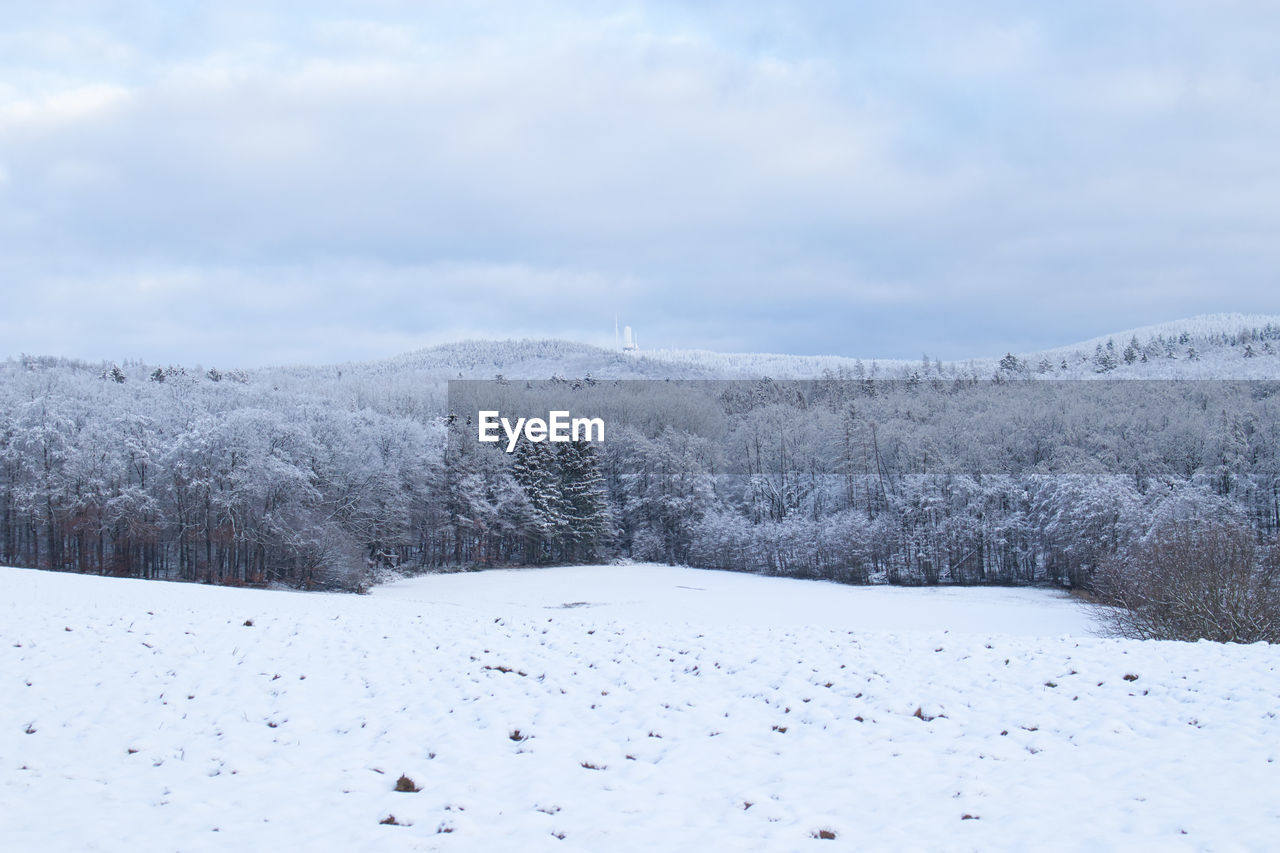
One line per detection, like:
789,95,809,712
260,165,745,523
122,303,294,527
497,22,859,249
984,312,1280,379
340,313,1280,380
638,313,1280,379
633,347,910,380
5,564,1278,851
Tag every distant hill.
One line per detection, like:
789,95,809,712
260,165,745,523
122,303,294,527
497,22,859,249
8,314,1280,385
354,312,1280,381
636,314,1280,380
974,313,1280,380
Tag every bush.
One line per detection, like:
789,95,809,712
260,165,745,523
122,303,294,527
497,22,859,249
1096,520,1280,643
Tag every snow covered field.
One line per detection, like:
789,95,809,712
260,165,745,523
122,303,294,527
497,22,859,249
374,564,1097,635
3,565,1278,851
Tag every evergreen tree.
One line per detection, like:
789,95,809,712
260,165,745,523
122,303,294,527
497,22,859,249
555,440,613,562
1092,343,1117,373
511,440,567,562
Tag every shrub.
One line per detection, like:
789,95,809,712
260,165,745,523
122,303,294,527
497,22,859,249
1096,520,1279,643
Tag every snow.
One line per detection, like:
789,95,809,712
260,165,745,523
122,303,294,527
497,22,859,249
374,564,1097,636
4,564,1279,851
1028,312,1280,356
638,313,1280,379
635,347,912,380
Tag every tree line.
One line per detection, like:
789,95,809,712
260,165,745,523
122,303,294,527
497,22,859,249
2,357,1279,598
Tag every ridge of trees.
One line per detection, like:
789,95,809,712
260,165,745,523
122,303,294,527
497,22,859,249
1,328,1278,598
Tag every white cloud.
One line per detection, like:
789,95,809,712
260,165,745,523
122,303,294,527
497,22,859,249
0,2,1276,364
0,83,131,129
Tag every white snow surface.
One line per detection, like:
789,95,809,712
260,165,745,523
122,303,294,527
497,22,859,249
374,564,1096,636
4,564,1279,851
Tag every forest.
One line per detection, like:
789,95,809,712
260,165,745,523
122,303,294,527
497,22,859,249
2,335,1279,596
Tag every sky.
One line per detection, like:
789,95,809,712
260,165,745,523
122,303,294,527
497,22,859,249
1,1,1278,366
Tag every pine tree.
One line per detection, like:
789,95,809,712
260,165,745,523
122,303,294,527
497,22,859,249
510,441,567,563
555,440,613,562
1093,343,1117,373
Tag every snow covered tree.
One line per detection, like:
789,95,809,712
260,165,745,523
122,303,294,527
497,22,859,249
556,440,614,561
1123,336,1140,364
1092,343,1117,373
511,440,566,563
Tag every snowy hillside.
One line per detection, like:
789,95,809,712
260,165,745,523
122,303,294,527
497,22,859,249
5,564,1279,851
635,347,913,380
982,312,1280,380
6,315,1279,590
312,312,1280,381
10,314,1279,387
638,314,1280,379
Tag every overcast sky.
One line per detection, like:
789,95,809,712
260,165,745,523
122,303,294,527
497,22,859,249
1,1,1277,366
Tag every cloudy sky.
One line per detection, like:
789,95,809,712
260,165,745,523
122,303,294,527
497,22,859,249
1,1,1277,366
